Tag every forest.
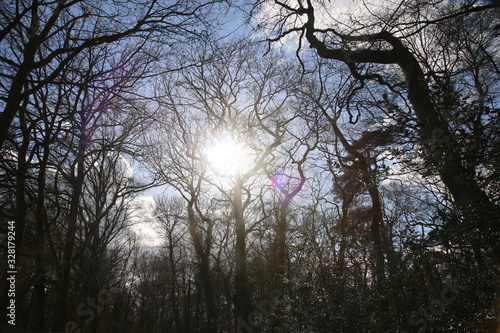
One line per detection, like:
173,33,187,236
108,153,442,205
0,0,499,332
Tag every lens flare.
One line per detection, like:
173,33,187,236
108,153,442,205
270,172,285,188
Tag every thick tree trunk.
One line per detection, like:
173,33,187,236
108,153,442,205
86,217,101,333
14,102,31,254
303,6,499,257
0,110,30,326
384,32,489,209
324,112,388,282
200,256,217,331
52,127,86,331
184,280,192,333
29,143,50,331
385,33,500,257
0,40,38,149
168,241,182,331
187,200,218,333
233,177,250,327
275,200,288,285
14,133,28,254
334,181,356,271
337,200,349,270
274,150,310,286
0,1,63,149
366,183,386,283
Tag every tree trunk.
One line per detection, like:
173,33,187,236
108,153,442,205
29,142,50,331
187,200,217,333
184,280,192,333
86,217,101,333
324,113,388,282
168,242,181,331
366,183,386,284
336,184,352,271
52,122,87,331
233,177,250,327
303,7,499,257
275,201,288,285
0,38,38,149
14,107,30,253
0,108,29,326
385,32,500,258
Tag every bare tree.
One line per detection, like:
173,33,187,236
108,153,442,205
253,0,500,257
145,90,220,331
155,196,189,332
145,38,303,330
0,0,222,148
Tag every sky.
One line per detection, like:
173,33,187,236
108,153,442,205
124,0,369,247
129,195,162,247
125,0,422,248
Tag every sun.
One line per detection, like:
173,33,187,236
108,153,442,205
204,135,251,178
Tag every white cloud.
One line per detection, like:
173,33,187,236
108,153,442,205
118,155,133,179
129,196,163,247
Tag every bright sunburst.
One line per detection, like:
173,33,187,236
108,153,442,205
204,135,251,178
